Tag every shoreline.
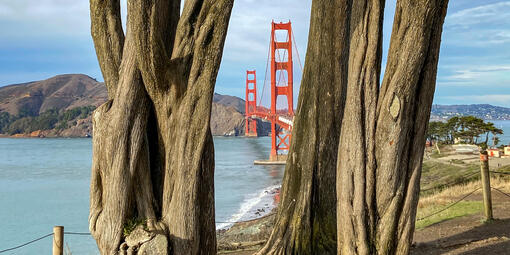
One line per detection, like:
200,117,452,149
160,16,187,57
216,185,281,230
0,134,269,139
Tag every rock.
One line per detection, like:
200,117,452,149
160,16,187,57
137,234,168,255
125,226,154,248
29,130,44,137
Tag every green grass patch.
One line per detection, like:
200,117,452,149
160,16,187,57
430,152,448,159
495,164,510,173
450,159,465,164
415,201,483,229
420,161,479,195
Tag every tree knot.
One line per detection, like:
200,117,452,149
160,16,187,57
389,95,400,120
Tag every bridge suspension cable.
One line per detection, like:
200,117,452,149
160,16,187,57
259,33,272,109
245,20,298,162
291,29,303,73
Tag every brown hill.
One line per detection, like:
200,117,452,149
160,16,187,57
0,74,107,116
213,93,245,114
0,74,270,137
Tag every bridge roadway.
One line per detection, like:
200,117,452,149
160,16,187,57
248,111,293,132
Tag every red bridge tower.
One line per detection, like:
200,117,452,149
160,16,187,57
245,70,258,137
243,21,296,163
270,21,294,161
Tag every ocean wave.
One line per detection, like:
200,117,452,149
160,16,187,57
216,184,280,230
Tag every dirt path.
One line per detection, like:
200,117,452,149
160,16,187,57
412,191,510,254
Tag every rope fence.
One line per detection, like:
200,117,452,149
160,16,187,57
0,213,279,254
421,171,479,192
0,233,53,254
417,163,510,223
490,170,510,175
0,228,96,254
492,187,510,200
417,187,480,221
64,232,92,236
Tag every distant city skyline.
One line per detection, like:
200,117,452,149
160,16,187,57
0,1,509,106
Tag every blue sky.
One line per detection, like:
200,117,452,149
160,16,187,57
0,1,509,107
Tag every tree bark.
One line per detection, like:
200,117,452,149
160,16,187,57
260,0,449,254
256,1,351,254
336,0,383,254
337,0,449,254
88,0,233,254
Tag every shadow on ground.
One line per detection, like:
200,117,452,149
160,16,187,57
412,217,510,254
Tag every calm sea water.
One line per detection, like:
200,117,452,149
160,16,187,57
489,120,510,146
3,120,510,254
0,136,284,254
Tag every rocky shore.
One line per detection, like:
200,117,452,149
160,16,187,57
217,186,280,254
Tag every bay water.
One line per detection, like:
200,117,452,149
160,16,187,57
0,136,284,254
3,120,510,254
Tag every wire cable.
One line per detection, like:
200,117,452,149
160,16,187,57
490,171,510,175
492,187,510,200
291,29,303,72
420,171,479,192
0,233,53,254
417,187,480,221
63,232,92,236
258,33,272,108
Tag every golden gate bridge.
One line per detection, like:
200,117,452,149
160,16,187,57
244,21,302,163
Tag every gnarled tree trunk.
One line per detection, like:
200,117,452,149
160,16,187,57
256,1,350,254
337,1,449,254
88,0,233,254
260,0,449,254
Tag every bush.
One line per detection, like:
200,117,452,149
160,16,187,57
0,106,96,134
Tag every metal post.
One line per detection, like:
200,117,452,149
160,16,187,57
479,151,493,221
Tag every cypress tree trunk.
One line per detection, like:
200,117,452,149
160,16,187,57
256,1,350,254
260,0,449,254
337,0,449,254
88,1,233,254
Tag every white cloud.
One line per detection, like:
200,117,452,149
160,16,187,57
442,65,510,83
446,1,510,27
443,2,510,48
440,94,510,106
223,0,310,63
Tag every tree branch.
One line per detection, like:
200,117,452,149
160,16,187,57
337,0,384,253
130,0,181,98
170,0,234,94
90,0,125,98
374,0,449,253
259,0,350,253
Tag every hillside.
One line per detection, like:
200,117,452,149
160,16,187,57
0,74,107,116
431,104,510,121
213,93,246,114
0,74,269,137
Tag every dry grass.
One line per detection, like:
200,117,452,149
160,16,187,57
415,177,510,229
419,177,510,208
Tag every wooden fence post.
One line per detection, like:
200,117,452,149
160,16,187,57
479,151,493,221
53,226,63,255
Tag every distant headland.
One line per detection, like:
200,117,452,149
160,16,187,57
1,74,509,138
0,74,270,138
